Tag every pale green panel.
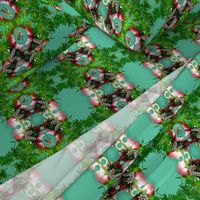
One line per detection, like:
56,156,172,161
156,95,169,108
44,25,75,51
0,121,15,156
105,146,120,162
161,58,174,67
122,62,157,90
142,153,165,177
55,88,95,120
127,113,162,144
173,68,200,93
176,40,200,58
116,190,132,200
87,27,115,48
189,143,200,159
63,170,103,200
59,2,81,16
142,153,183,195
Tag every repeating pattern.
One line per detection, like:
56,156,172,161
2,26,47,77
82,68,134,112
0,0,86,91
0,1,199,200
7,94,67,148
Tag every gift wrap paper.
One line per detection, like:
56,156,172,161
0,1,199,200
